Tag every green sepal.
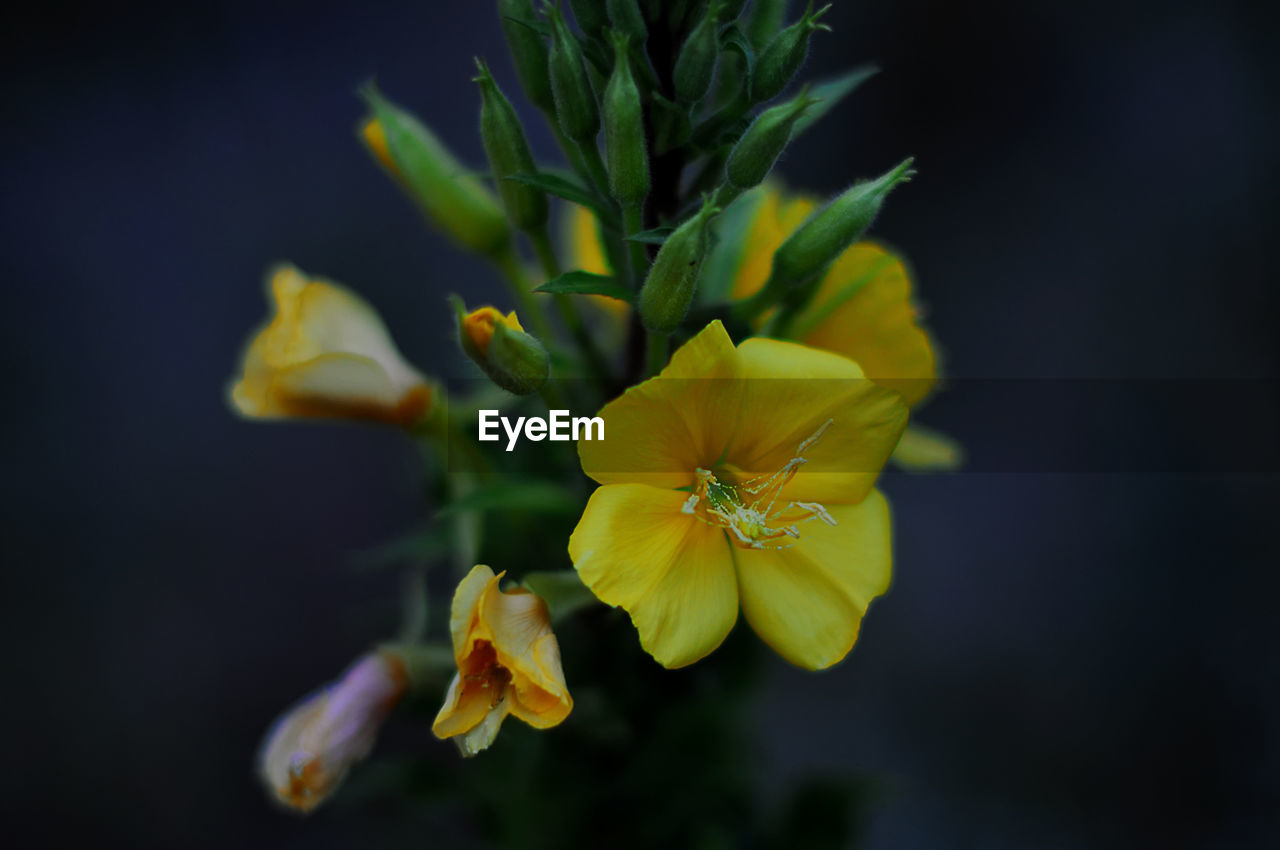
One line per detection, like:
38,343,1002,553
790,65,879,138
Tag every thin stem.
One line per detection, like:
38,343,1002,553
645,329,669,376
623,203,649,285
493,246,555,341
577,140,612,198
531,227,613,387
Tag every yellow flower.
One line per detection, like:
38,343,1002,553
460,305,524,359
564,204,629,317
258,650,407,813
732,186,938,407
230,264,432,426
432,565,573,756
568,320,908,670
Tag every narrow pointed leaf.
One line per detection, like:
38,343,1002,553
535,270,635,302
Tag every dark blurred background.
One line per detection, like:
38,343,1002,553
3,0,1278,846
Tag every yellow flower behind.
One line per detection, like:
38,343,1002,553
433,565,573,756
230,264,432,426
732,186,938,407
569,320,908,671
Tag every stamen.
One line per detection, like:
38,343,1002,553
684,419,838,549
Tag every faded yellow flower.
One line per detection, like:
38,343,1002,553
433,565,573,756
569,321,907,670
258,650,407,813
230,264,432,426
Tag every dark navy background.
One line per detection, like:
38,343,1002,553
3,1,1277,846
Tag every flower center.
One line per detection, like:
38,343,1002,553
681,419,837,549
464,641,513,709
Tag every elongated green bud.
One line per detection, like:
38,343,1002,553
674,1,723,105
498,0,555,114
547,5,600,143
607,0,647,44
639,196,721,334
745,0,788,49
475,58,548,233
719,0,750,23
771,158,915,288
725,88,819,189
569,0,608,35
360,88,509,258
753,2,832,102
603,32,650,206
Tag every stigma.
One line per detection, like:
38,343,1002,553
681,420,837,549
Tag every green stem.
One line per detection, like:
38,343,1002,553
577,140,612,198
493,246,555,341
538,380,568,411
645,329,669,376
531,228,612,386
623,203,649,286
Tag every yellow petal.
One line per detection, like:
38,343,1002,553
799,242,937,406
569,484,739,668
728,337,908,505
430,671,500,739
733,490,892,670
448,564,497,662
477,582,571,722
731,187,817,300
579,320,742,488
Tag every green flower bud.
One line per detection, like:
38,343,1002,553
603,32,650,206
725,88,820,190
771,158,915,288
606,0,647,44
475,57,548,233
673,1,722,105
753,2,832,103
498,0,555,114
361,87,509,258
569,0,608,36
547,5,601,143
638,196,721,334
453,298,549,395
745,0,787,49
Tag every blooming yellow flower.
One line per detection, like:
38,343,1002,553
258,650,407,812
433,565,573,756
569,320,908,670
230,264,432,426
733,187,938,406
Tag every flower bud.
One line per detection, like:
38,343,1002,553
498,0,556,114
745,0,787,48
361,88,509,258
604,31,650,206
673,1,722,105
725,88,820,190
475,57,549,233
548,5,601,144
753,2,832,103
569,0,608,36
638,195,720,334
770,158,915,289
606,0,647,44
454,299,550,395
258,651,407,812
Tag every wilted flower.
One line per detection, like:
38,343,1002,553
258,650,407,813
433,565,573,756
569,320,907,670
230,264,432,426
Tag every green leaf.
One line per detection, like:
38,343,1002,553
351,524,452,571
436,478,582,517
625,226,674,245
506,171,618,227
535,270,634,302
791,66,879,137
